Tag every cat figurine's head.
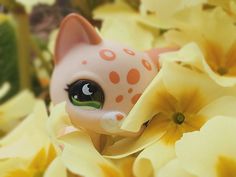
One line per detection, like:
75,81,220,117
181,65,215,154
50,13,160,136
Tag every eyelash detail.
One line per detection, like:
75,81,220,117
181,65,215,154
64,84,71,92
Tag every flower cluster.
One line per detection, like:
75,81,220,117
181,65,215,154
1,0,236,177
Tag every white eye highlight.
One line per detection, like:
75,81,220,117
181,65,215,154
82,83,93,95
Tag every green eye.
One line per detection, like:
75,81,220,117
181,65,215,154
71,96,102,109
66,80,105,109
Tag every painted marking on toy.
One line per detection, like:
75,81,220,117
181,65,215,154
116,95,123,103
81,60,87,65
131,93,142,104
123,48,135,56
116,114,124,121
142,59,152,71
99,49,116,61
109,71,120,84
127,68,140,85
128,88,133,94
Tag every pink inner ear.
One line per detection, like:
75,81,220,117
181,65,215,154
55,14,102,64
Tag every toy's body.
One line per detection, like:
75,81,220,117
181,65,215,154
50,14,160,137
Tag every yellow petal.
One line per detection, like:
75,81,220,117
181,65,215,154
45,144,57,168
103,117,166,158
99,19,155,50
199,96,236,118
112,156,135,177
111,61,236,161
0,90,36,133
121,70,164,132
48,103,123,176
44,157,67,177
201,56,236,87
122,61,236,132
0,82,10,100
15,0,55,13
140,0,206,19
93,0,136,20
208,0,231,10
161,62,236,105
29,148,47,170
4,169,30,177
0,101,50,159
133,141,175,177
47,102,77,144
201,8,235,48
166,7,235,49
94,0,161,50
0,158,28,177
176,116,236,177
159,43,203,70
164,8,236,87
158,159,196,177
59,132,121,177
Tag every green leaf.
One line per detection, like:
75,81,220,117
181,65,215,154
0,16,20,103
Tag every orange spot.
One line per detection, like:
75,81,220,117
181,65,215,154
142,59,152,71
116,95,123,103
123,48,135,56
116,114,124,121
99,49,116,61
131,93,142,104
128,88,133,93
127,69,140,85
81,60,87,65
109,71,120,84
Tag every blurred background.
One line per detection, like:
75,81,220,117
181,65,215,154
0,0,125,104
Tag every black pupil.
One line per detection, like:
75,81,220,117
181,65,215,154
67,79,104,107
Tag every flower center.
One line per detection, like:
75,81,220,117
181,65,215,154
217,156,236,177
217,67,228,76
172,112,185,124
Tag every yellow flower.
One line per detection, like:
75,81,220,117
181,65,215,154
5,145,57,177
0,90,36,135
112,157,136,177
175,116,236,177
103,61,236,176
158,159,196,177
15,0,55,13
47,102,128,177
140,0,206,19
43,157,67,177
0,101,56,177
93,0,160,50
208,0,236,20
165,7,236,86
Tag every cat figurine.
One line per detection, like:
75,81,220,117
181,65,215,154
50,13,171,139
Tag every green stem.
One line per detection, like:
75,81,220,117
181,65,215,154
12,4,32,90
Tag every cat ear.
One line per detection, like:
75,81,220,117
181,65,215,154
54,13,102,64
